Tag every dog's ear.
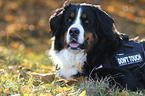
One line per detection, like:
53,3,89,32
64,0,71,6
49,8,65,51
49,8,64,36
91,5,120,57
49,1,71,36
49,3,71,51
93,6,115,39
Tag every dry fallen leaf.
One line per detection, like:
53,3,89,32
78,62,82,71
79,90,87,96
118,90,129,95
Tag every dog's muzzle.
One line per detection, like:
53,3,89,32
67,28,86,50
68,28,80,49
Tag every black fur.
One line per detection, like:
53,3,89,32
91,68,145,90
49,3,145,90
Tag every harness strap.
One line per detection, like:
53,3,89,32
141,43,145,59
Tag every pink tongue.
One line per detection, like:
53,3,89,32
69,43,79,48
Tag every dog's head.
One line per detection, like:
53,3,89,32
50,2,117,52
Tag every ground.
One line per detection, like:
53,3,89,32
0,43,145,95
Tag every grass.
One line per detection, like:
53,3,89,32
0,44,145,96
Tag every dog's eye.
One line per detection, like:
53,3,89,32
68,18,72,23
84,19,89,24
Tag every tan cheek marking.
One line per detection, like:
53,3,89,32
85,32,98,52
64,32,68,48
71,12,75,18
85,33,94,42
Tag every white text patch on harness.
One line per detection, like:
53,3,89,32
115,53,143,66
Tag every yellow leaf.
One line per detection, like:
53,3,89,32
79,90,87,96
6,2,19,10
21,62,27,66
29,94,33,96
13,94,20,96
20,87,26,91
41,65,45,69
40,93,44,96
0,86,2,91
6,24,17,34
12,42,19,49
23,59,28,63
23,94,29,96
118,90,129,95
34,71,39,73
4,15,15,22
43,93,53,96
63,87,67,91
46,66,54,70
4,88,10,94
78,62,82,71
45,84,52,87
57,86,67,93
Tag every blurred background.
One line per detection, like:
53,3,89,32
0,0,145,53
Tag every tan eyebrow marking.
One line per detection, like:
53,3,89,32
82,13,87,19
70,12,75,18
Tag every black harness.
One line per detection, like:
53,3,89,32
108,35,145,83
88,35,145,90
112,39,145,68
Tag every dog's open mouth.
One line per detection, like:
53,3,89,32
69,43,79,48
68,40,80,49
68,40,87,50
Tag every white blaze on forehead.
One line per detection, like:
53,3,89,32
66,7,84,44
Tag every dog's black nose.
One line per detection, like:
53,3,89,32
69,28,80,37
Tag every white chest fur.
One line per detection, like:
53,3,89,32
49,48,87,79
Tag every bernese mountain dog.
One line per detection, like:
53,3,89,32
49,1,145,90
